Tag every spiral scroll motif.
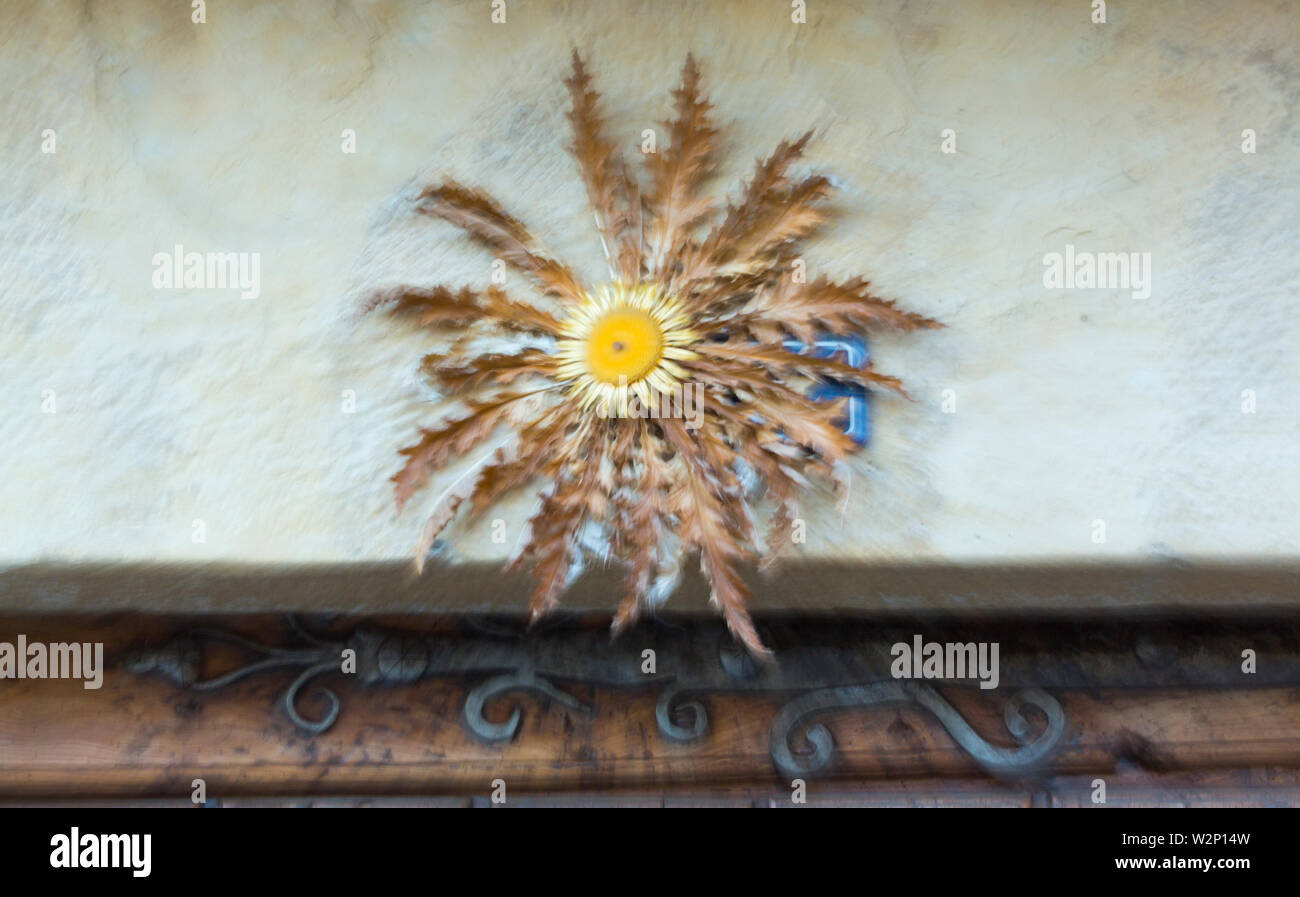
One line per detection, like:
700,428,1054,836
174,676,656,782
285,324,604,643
769,681,1066,779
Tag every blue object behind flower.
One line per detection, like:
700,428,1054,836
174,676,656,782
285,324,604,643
783,335,871,446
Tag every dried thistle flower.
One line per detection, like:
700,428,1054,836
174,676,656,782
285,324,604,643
367,52,940,655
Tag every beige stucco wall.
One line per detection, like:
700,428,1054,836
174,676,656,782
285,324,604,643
1,0,1296,569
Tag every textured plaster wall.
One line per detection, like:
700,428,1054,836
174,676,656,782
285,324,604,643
1,0,1296,570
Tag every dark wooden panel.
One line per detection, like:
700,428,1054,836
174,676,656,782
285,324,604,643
0,614,1298,802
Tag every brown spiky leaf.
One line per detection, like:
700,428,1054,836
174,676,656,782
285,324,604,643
696,341,910,397
566,51,642,281
514,459,593,620
646,54,718,275
481,287,567,335
419,181,585,302
701,541,768,658
680,131,814,284
421,349,556,393
392,391,537,509
727,275,944,341
653,417,768,655
610,425,657,633
614,156,645,282
362,285,483,327
365,284,564,337
412,443,509,573
666,450,768,657
705,174,832,283
519,492,583,621
464,406,570,513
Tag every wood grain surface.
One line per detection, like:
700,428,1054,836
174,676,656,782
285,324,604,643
1,614,1297,803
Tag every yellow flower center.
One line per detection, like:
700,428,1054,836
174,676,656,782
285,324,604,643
555,282,698,410
583,306,665,384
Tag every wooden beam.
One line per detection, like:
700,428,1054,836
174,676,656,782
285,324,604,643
0,614,1297,800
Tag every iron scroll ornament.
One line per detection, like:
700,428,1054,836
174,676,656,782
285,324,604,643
125,615,1068,780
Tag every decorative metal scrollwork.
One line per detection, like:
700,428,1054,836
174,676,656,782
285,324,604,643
655,686,709,742
464,672,591,742
768,682,1065,778
123,615,1086,779
124,623,347,735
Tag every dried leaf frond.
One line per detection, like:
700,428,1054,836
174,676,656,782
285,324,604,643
566,51,643,282
645,54,718,276
419,181,585,302
365,284,564,337
421,348,556,392
391,390,542,510
725,275,943,342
